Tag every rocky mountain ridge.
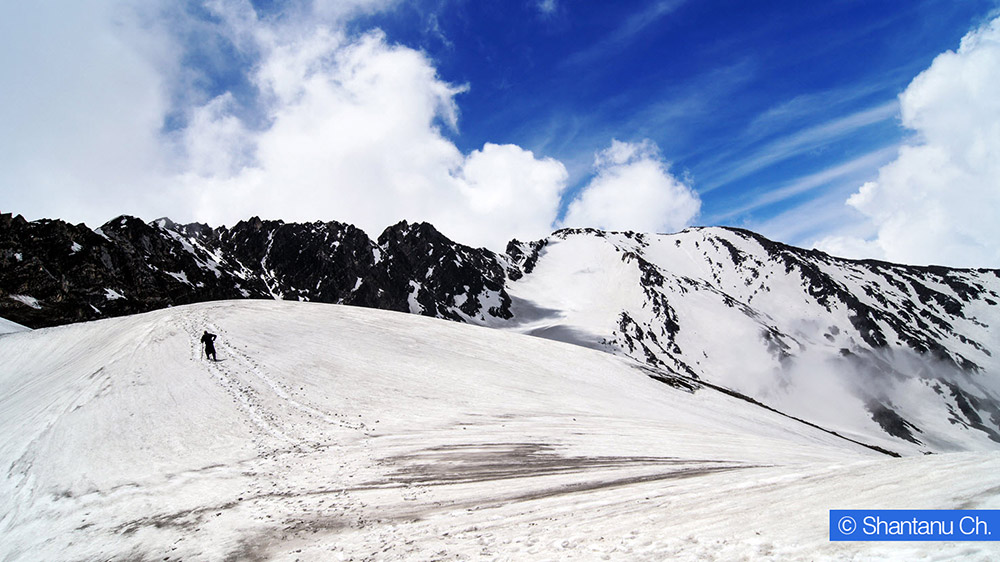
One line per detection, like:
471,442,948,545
501,226,1000,454
0,213,511,328
3,212,999,454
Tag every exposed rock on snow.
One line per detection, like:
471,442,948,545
503,227,1000,454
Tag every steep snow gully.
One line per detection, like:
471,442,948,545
2,300,999,560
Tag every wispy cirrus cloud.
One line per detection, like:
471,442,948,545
708,144,899,223
750,187,874,253
535,0,558,17
563,1,687,67
743,80,903,142
698,100,900,193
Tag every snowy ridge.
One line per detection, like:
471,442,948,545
0,316,28,335
503,227,1000,454
2,300,999,561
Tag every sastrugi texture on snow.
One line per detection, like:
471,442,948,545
2,212,999,453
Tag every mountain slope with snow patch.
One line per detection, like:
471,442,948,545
504,227,1000,454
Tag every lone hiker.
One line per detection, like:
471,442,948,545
201,330,217,361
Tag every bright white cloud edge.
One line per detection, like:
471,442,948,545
1,1,704,251
561,139,701,234
814,15,1000,268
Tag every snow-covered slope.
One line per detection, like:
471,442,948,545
1,301,998,561
0,316,28,335
504,228,1000,455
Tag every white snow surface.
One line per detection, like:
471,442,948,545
104,288,126,301
0,316,29,335
1,300,999,561
7,295,41,310
407,280,424,314
166,271,193,286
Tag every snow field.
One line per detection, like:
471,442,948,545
1,300,998,560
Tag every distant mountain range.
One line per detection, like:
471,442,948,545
2,212,999,454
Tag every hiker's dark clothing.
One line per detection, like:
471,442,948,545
201,332,217,361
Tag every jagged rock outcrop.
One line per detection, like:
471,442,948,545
0,213,513,328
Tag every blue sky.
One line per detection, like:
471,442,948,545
2,0,999,265
356,0,993,239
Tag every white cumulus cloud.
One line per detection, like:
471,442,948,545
816,16,1000,268
561,140,701,233
1,1,708,251
0,0,570,250
180,21,568,249
0,0,173,220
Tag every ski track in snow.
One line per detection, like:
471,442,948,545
1,301,999,561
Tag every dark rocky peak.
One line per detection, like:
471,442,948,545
2,215,164,326
376,220,513,321
551,227,606,240
504,238,548,280
230,218,380,304
504,238,525,259
0,212,29,228
221,217,287,264
153,217,216,240
97,215,176,258
246,216,270,231
377,221,472,274
98,214,151,237
224,218,372,262
377,220,453,249
2,216,114,277
151,217,180,231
